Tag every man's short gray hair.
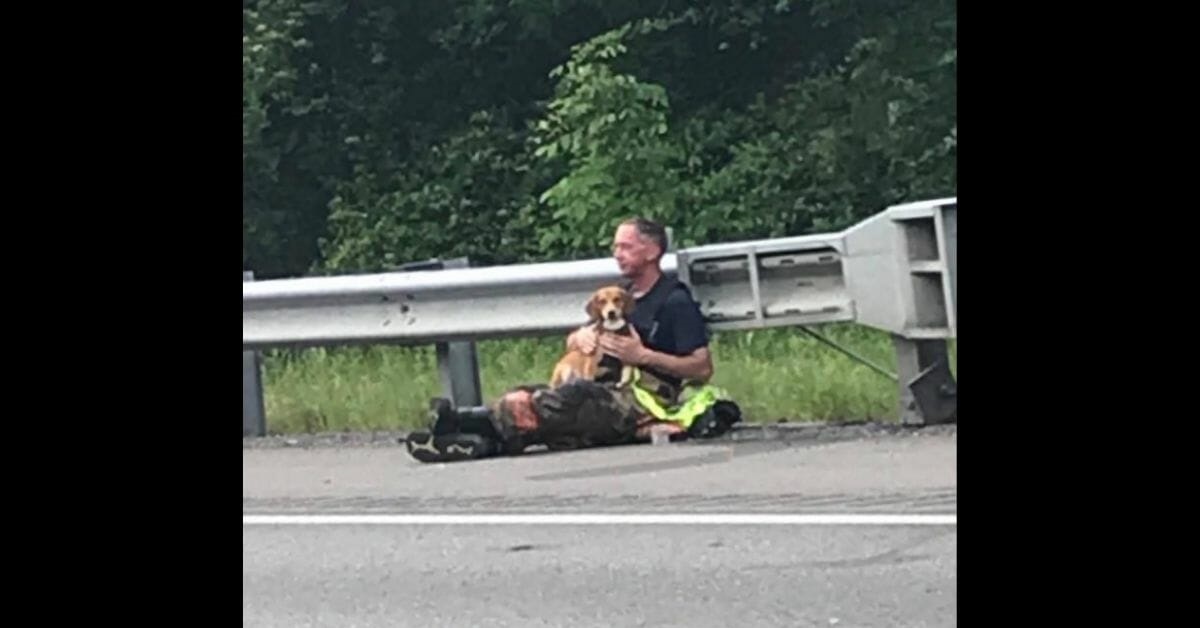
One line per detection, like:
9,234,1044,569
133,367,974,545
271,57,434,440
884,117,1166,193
620,217,668,259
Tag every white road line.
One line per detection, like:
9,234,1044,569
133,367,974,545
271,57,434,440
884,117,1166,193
242,513,956,526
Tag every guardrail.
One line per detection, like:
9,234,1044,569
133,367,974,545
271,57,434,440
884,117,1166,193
243,197,956,433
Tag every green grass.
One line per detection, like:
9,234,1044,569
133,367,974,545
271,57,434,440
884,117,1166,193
260,324,957,434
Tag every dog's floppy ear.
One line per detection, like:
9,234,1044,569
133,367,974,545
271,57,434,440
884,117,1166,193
621,290,635,316
585,295,601,322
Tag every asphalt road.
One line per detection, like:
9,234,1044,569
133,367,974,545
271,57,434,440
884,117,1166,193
243,428,957,627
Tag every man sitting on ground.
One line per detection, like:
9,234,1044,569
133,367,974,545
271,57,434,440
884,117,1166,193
404,217,739,462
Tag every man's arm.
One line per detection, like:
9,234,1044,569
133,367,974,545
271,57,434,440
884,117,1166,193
646,290,713,382
639,345,714,383
566,326,597,354
598,330,714,383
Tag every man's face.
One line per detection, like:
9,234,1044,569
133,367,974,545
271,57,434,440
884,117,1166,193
612,224,660,276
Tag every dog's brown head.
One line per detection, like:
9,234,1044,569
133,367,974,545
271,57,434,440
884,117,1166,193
586,285,635,330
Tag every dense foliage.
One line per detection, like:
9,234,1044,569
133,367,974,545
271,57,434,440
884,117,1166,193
244,0,955,278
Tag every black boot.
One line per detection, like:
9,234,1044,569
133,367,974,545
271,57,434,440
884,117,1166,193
452,405,504,440
404,430,501,463
403,398,503,463
427,398,502,438
686,400,743,439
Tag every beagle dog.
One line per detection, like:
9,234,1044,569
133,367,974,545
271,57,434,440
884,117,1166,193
550,285,637,388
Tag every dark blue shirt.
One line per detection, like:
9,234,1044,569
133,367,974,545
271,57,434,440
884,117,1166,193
627,275,709,387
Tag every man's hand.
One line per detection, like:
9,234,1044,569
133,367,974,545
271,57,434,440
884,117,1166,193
569,326,598,355
598,326,650,365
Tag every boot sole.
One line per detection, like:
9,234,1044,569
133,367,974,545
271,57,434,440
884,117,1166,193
404,431,494,463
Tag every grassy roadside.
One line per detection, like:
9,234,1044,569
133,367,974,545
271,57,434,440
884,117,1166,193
260,324,956,434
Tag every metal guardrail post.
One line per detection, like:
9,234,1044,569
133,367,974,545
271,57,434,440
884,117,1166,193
436,341,483,408
243,271,267,436
397,257,483,408
897,202,956,426
893,336,956,425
